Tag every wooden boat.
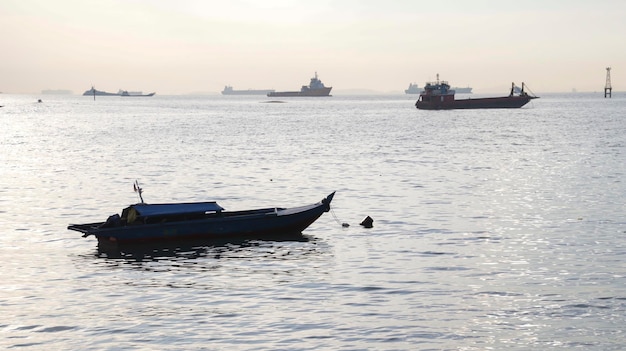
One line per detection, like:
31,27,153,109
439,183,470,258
415,74,538,110
68,186,335,246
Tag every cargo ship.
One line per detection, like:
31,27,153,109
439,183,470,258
222,86,275,95
406,83,472,94
83,87,155,96
267,72,332,97
415,74,537,110
452,86,473,94
405,83,420,94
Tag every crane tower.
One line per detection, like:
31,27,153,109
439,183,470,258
604,67,612,98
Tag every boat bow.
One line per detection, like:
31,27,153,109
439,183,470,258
322,191,335,210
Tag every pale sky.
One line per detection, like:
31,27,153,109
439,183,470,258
1,0,624,94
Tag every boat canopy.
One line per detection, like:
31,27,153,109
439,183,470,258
128,202,225,217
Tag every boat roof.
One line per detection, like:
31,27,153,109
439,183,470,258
128,202,225,217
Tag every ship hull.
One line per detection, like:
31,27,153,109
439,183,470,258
121,92,155,97
268,87,332,97
416,95,536,110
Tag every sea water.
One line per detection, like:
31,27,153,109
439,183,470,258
1,93,624,350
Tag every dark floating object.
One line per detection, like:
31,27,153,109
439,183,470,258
360,216,373,228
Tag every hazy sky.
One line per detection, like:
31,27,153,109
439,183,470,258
1,0,624,94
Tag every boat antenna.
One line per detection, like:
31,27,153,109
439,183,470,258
133,180,145,203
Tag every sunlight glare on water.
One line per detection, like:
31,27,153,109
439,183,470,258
0,93,625,350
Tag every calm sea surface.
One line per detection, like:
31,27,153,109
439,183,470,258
1,92,624,350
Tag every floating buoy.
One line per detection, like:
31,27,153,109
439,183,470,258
360,216,373,228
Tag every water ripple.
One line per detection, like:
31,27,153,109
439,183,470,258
1,94,625,350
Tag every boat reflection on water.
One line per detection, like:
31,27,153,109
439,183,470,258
94,233,314,261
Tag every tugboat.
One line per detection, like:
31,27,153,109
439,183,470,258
267,72,332,97
415,74,537,110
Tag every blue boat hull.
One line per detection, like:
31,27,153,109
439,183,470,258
69,192,334,245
